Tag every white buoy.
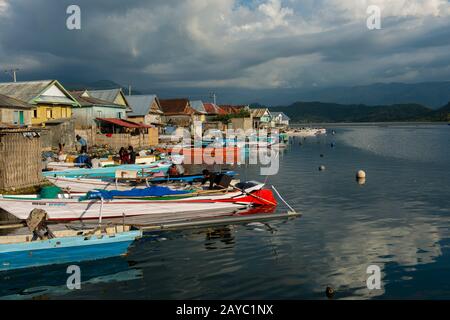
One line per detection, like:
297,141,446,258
319,165,326,171
356,170,366,179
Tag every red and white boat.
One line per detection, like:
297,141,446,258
0,182,277,221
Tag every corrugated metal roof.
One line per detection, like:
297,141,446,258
70,91,126,108
251,108,270,118
0,80,52,102
0,93,33,109
271,111,290,121
160,98,195,115
0,80,78,106
190,100,207,114
127,95,162,116
88,89,122,103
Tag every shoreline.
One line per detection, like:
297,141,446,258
289,121,448,127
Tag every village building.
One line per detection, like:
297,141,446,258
251,108,272,129
0,93,33,126
87,88,130,109
70,90,128,129
271,111,290,128
126,95,164,128
190,100,207,122
94,118,158,150
218,105,253,131
160,98,202,128
0,80,80,125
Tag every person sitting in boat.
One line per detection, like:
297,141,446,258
201,169,230,190
168,164,180,177
128,146,136,164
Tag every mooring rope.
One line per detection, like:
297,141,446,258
271,185,296,213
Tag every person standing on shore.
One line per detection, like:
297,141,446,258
119,147,129,164
128,146,136,164
76,135,88,154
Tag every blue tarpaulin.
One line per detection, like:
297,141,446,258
84,186,191,200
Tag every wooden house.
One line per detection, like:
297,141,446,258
271,111,290,127
0,93,33,126
160,98,202,127
0,80,80,125
88,88,130,109
251,108,272,129
70,90,128,129
190,100,207,122
126,95,164,127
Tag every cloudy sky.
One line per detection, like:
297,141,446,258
0,0,450,103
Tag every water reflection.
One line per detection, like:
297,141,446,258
0,257,142,300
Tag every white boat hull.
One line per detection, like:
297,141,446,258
0,197,247,221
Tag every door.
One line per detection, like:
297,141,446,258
19,111,24,125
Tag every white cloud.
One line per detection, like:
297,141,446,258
0,0,8,15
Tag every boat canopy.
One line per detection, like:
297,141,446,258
83,186,192,200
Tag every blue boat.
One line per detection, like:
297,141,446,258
42,161,171,179
0,230,142,272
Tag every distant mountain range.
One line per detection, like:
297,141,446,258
267,102,450,123
293,82,450,109
62,80,450,109
62,79,450,122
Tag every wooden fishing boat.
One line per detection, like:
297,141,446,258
42,160,172,178
0,226,142,271
0,182,277,221
46,171,238,193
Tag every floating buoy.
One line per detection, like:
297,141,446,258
325,286,335,299
319,165,326,171
356,170,366,179
320,154,324,158
356,170,366,184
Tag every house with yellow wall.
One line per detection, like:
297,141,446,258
0,80,80,125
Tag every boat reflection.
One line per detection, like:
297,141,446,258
0,256,142,300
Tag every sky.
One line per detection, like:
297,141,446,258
0,0,450,103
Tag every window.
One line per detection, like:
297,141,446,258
13,111,18,124
46,108,53,119
33,109,38,118
117,112,122,119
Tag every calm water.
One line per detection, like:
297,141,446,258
1,124,449,300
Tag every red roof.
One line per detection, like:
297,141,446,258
218,105,247,114
159,98,195,115
96,118,152,128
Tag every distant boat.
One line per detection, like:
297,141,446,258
0,228,142,271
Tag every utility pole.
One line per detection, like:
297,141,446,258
210,92,216,105
4,68,19,82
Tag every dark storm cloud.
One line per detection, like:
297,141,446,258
0,0,449,98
